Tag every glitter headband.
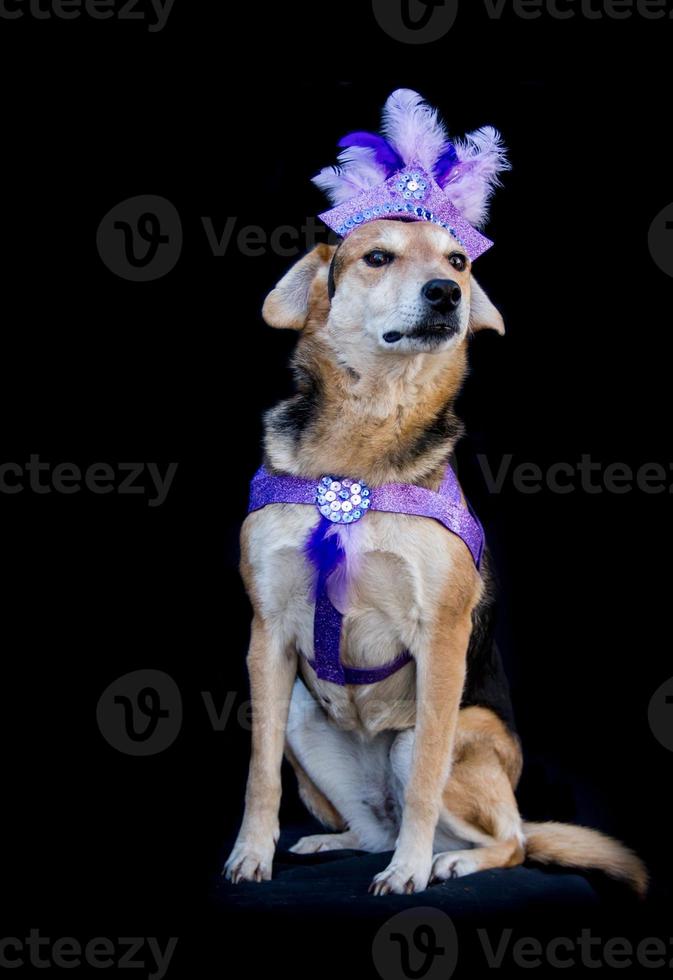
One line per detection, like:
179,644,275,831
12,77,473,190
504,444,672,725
313,89,510,262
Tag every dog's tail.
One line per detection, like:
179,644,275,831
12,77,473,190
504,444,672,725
523,821,648,897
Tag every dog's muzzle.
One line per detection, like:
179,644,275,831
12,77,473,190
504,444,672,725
383,278,463,345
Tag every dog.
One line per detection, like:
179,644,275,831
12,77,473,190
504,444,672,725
224,219,647,897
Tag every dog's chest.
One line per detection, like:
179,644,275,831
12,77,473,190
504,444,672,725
243,503,459,731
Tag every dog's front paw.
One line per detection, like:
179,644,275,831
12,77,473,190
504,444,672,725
223,839,275,884
369,855,432,896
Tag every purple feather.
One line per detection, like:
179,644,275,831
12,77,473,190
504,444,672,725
338,131,404,176
434,143,460,186
304,518,345,599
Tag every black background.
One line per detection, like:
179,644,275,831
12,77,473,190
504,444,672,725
1,1,672,976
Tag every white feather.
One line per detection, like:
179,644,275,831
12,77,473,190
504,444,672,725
312,146,387,206
443,126,510,227
381,88,450,171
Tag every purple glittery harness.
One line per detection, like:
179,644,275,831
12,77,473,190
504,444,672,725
248,465,484,686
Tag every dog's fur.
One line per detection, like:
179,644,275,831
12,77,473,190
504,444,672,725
225,221,647,897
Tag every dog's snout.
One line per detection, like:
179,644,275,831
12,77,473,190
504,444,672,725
422,279,462,313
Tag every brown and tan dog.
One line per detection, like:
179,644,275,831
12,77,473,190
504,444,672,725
225,220,647,897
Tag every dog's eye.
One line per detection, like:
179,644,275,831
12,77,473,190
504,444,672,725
449,253,468,272
364,250,394,268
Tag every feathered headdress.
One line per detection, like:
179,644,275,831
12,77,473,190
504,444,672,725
313,89,510,261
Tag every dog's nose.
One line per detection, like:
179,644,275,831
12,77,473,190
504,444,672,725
422,279,462,312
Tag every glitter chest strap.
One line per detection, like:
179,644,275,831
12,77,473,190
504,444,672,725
248,465,484,686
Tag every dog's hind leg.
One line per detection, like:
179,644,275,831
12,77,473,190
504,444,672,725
285,743,346,832
431,838,524,881
432,707,525,881
431,775,525,882
390,707,525,883
286,679,398,853
289,830,362,854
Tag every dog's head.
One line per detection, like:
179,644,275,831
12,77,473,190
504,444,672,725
262,221,504,366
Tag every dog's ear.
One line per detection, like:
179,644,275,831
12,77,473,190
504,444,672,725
262,244,336,330
469,276,505,336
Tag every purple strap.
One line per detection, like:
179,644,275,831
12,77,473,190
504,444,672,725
248,464,484,686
